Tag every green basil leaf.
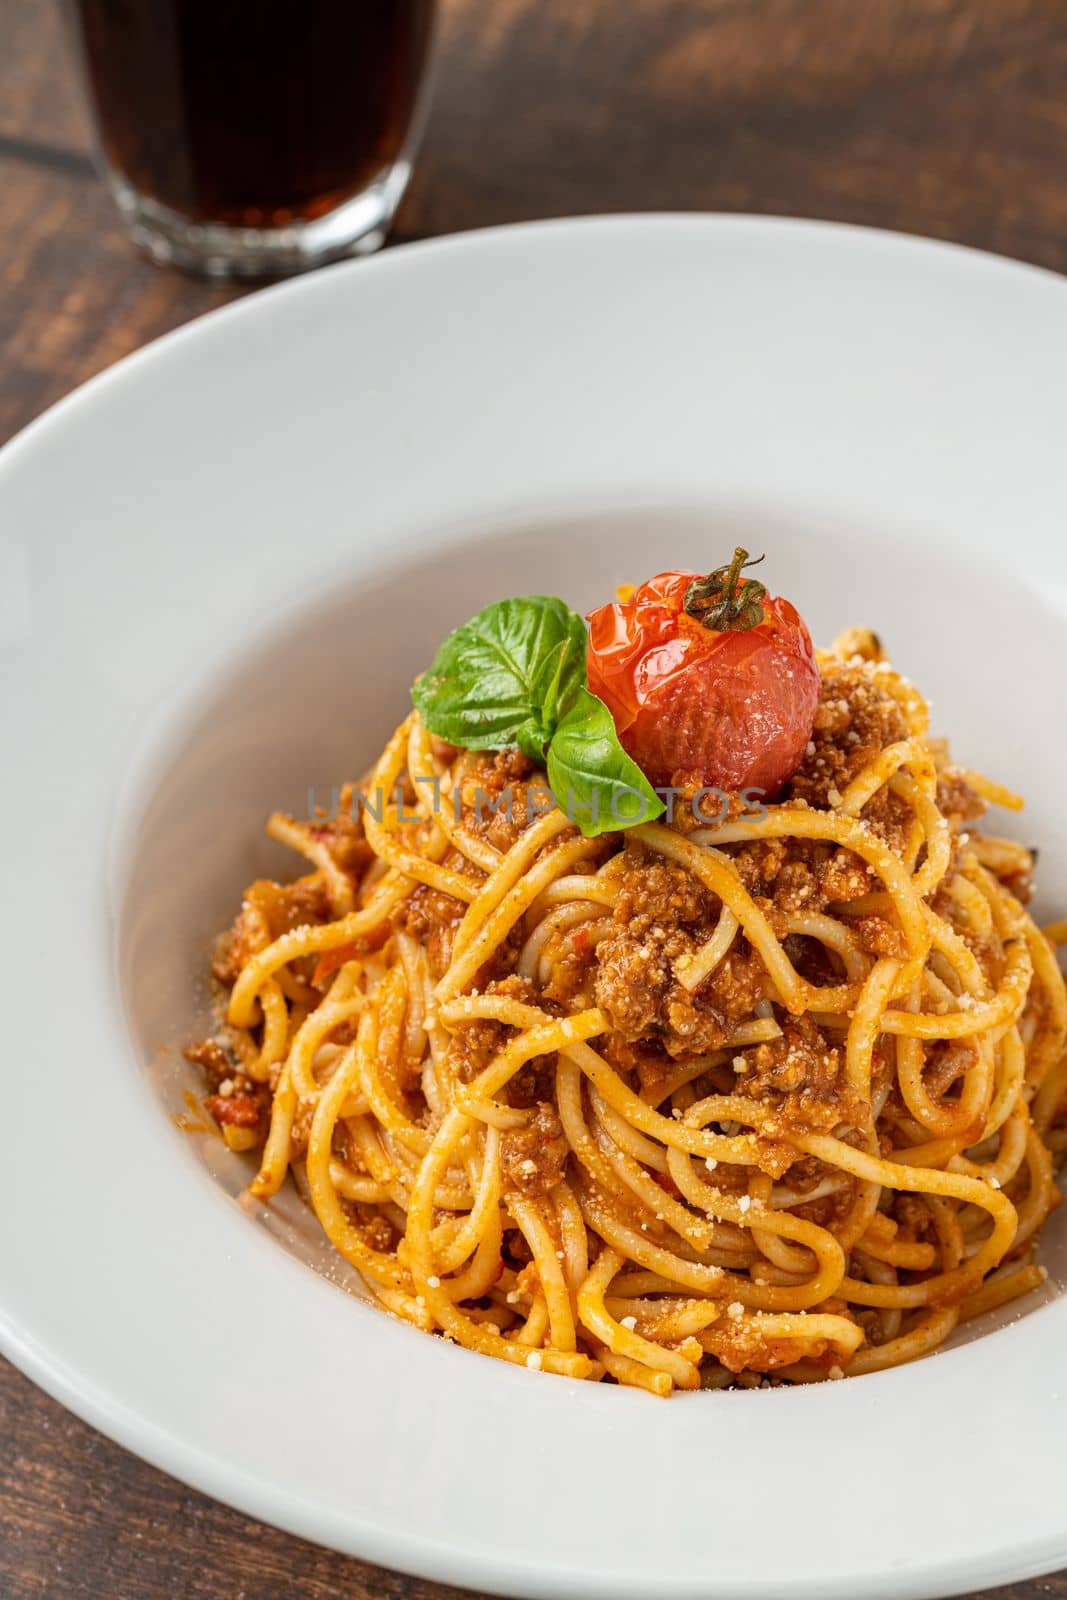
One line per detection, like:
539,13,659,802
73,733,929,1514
546,687,665,838
413,593,661,838
537,624,581,736
412,595,586,758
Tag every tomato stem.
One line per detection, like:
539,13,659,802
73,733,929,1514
683,548,767,632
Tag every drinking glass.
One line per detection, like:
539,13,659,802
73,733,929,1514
66,0,438,278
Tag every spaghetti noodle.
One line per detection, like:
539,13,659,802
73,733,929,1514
187,628,1067,1394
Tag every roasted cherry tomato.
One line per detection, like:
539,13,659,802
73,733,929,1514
586,549,820,796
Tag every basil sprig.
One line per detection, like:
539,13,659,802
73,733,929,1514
412,595,663,837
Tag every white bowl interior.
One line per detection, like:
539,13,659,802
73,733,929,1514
119,501,1067,1337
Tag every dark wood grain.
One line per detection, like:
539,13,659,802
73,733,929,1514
4,1,1067,1595
0,1360,488,1600
7,0,1067,444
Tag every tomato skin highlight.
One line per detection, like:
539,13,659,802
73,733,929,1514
586,570,820,795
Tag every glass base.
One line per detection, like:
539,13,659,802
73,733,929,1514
106,161,412,279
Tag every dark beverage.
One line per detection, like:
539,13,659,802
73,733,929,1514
69,0,437,272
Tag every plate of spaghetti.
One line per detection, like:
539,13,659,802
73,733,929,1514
3,215,1067,1600
185,557,1066,1395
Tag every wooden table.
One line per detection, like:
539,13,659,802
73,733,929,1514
3,2,1067,1595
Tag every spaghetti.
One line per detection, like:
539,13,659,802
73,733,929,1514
187,628,1067,1395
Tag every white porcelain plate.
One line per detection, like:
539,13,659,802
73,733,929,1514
3,216,1067,1600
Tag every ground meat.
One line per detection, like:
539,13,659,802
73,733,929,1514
736,1016,842,1101
184,1041,271,1140
595,922,733,1056
493,974,542,1008
450,1016,507,1085
540,926,599,1007
935,768,987,828
893,1195,934,1240
608,1033,669,1087
595,923,774,1057
703,1313,843,1375
446,976,546,1088
658,978,731,1053
769,858,824,915
460,750,541,853
501,1104,569,1198
361,1213,397,1253
774,1154,836,1195
594,923,700,1042
731,833,875,917
663,783,762,836
923,1038,979,1099
818,849,874,904
791,1182,859,1229
853,914,907,958
702,941,769,1021
506,1053,560,1109
307,783,375,877
856,783,914,857
615,855,716,925
399,882,465,979
213,876,333,984
788,659,910,809
183,1038,233,1087
593,851,779,1054
732,837,819,910
203,1092,262,1128
732,1017,872,1157
595,842,819,1055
